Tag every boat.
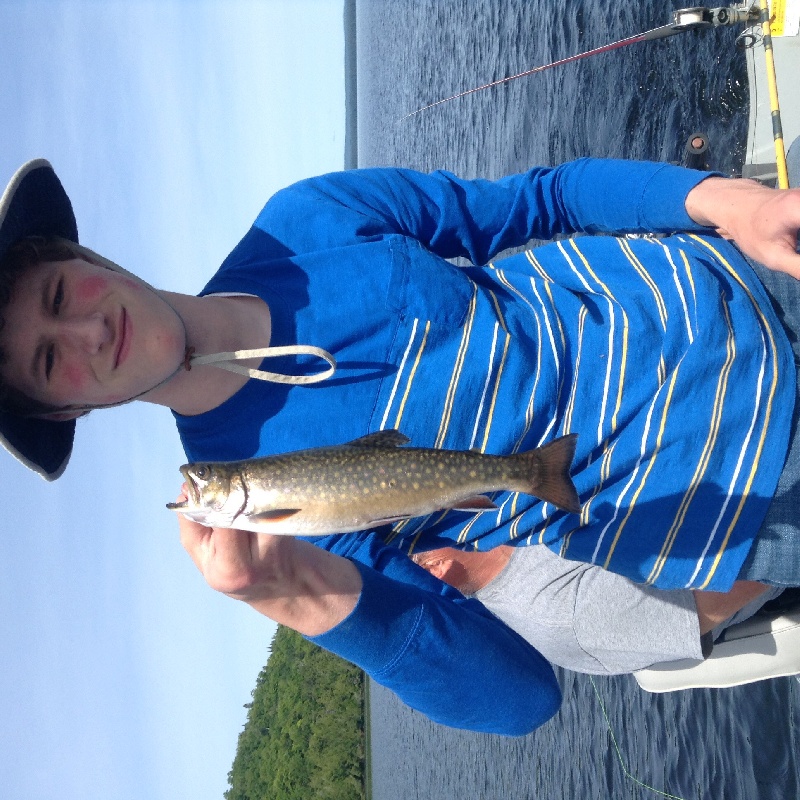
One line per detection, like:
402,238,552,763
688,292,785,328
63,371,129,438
635,2,800,693
741,2,800,184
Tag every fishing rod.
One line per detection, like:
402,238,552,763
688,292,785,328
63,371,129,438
402,5,761,120
758,0,789,188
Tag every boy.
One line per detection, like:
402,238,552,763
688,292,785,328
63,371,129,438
1,152,800,734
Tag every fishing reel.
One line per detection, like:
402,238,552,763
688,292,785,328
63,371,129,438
671,4,761,31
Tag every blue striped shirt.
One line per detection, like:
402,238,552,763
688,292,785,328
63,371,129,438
175,159,794,732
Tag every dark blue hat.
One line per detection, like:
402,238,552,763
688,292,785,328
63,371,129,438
0,160,78,480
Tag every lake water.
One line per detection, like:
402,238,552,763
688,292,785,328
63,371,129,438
355,1,800,798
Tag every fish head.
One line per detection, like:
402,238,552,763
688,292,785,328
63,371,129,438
168,462,247,528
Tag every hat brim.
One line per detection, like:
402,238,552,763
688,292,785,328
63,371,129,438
0,159,78,480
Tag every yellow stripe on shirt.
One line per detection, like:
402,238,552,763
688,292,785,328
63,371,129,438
435,289,478,448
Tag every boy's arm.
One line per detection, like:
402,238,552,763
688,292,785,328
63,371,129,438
265,158,800,276
177,514,561,736
178,520,361,635
262,158,711,265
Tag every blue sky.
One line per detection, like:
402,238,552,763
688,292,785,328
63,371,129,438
0,2,346,798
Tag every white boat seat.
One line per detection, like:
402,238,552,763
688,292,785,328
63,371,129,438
634,605,800,693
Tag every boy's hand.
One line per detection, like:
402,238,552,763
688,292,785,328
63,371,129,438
685,177,800,278
175,494,362,636
178,511,279,603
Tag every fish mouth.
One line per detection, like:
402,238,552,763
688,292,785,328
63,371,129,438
165,466,201,511
179,465,200,505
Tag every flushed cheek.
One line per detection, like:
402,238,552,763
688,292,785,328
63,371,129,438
76,275,110,303
63,363,89,393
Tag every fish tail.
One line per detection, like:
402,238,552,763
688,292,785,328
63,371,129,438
517,434,581,514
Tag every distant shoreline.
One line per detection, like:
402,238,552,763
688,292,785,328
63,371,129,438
344,0,358,168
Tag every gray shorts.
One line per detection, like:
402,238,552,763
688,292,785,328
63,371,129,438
474,545,704,675
474,546,782,675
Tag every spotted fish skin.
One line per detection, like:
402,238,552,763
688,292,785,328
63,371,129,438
168,430,581,535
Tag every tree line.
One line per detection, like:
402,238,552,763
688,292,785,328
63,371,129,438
225,625,366,800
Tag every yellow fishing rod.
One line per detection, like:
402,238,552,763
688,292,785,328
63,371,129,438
759,0,790,188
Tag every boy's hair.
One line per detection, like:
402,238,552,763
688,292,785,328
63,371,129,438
0,237,84,416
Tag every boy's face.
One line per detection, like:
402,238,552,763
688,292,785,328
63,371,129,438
0,257,186,412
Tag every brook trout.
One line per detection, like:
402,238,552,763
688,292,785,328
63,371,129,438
167,430,581,535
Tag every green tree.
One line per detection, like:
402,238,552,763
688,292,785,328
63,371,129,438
225,627,366,800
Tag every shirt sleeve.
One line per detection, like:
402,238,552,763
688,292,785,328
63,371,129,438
257,158,716,264
306,532,562,736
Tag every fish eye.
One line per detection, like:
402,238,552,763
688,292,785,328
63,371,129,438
194,466,209,479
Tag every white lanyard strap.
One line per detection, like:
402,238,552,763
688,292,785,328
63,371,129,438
189,345,337,385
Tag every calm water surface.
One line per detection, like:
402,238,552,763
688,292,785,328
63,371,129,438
356,1,800,798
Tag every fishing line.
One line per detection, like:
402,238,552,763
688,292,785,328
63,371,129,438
400,22,688,119
589,676,687,800
401,7,763,120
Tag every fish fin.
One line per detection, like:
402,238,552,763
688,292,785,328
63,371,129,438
346,430,411,449
248,509,302,523
451,496,498,512
519,434,582,514
166,500,188,510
